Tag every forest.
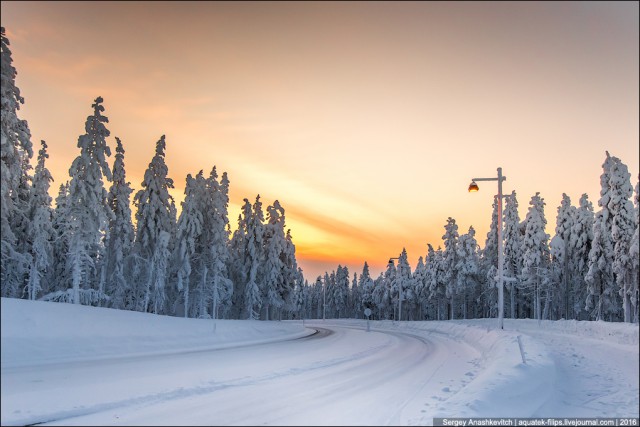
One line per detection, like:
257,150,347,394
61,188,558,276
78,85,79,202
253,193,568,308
2,27,638,323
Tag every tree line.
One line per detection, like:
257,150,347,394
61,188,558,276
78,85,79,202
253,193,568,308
1,27,302,320
309,167,638,324
2,27,638,323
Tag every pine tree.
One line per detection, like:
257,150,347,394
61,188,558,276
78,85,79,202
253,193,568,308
333,265,350,318
586,152,618,321
230,199,252,318
49,182,72,296
349,271,360,318
61,97,113,305
629,177,639,323
552,193,575,319
133,135,174,314
503,191,523,318
26,141,54,300
264,200,289,320
282,229,299,316
607,156,636,323
413,255,427,320
442,217,459,319
244,195,265,320
207,168,232,319
395,248,412,321
174,174,203,317
1,27,33,298
521,192,550,320
480,196,500,318
569,194,594,320
427,245,447,320
104,138,134,310
314,275,324,319
359,261,375,314
455,226,479,320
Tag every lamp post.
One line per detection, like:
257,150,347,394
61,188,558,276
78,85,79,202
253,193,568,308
389,257,401,321
469,167,506,330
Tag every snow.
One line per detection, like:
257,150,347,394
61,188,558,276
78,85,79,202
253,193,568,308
1,298,638,426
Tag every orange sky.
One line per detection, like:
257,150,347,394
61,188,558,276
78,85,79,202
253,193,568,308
2,1,638,281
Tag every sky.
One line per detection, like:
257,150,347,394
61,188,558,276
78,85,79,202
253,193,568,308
2,298,638,425
1,1,638,281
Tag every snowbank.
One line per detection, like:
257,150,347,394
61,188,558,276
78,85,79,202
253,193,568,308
329,318,556,418
0,298,312,368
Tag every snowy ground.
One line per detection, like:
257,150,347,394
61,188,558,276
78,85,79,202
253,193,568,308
1,298,638,426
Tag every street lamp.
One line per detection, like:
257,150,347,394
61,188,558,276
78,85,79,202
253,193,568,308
389,257,401,321
468,167,507,329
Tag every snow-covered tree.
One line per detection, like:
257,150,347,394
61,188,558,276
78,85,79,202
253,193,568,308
503,191,523,318
313,275,324,319
569,194,594,320
552,193,575,319
441,217,459,319
1,27,33,298
229,199,251,318
174,174,203,317
521,192,550,320
333,265,350,318
263,200,288,319
359,261,375,314
282,229,299,316
607,156,636,323
48,182,72,296
586,152,618,321
133,135,174,314
104,138,134,310
244,195,265,320
629,177,639,323
206,168,232,319
349,271,360,318
413,255,427,320
25,140,53,300
480,196,500,318
394,248,412,321
456,226,479,319
55,97,112,305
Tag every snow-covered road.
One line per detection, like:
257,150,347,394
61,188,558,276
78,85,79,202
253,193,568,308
1,299,638,426
2,322,482,426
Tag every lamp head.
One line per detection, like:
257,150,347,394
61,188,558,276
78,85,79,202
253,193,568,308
468,181,479,192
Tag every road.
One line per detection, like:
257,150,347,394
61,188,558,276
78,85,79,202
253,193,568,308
2,322,481,426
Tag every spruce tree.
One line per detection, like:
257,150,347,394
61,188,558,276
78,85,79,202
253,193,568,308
105,138,134,310
607,156,636,323
1,27,33,298
521,192,550,320
629,177,639,323
263,200,288,319
26,141,54,300
586,152,618,321
174,174,203,317
244,195,265,320
64,97,113,305
570,194,594,320
48,182,72,297
133,135,174,314
455,227,479,320
552,193,575,319
207,167,232,319
442,217,459,319
503,191,523,318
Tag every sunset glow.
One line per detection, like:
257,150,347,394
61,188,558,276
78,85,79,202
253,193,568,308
2,1,638,281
